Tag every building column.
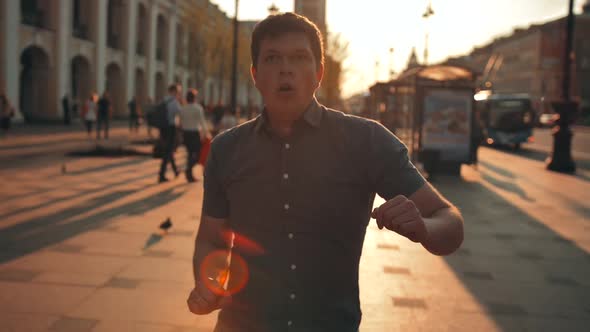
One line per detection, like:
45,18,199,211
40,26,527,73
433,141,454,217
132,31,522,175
147,3,158,99
125,0,138,103
56,0,72,118
1,0,21,120
183,72,189,90
166,8,177,85
95,0,108,93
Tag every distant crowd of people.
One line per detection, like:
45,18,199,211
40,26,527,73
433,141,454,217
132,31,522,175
64,83,252,183
2,82,255,180
58,88,255,141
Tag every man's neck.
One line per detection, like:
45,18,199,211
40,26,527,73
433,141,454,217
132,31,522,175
266,99,315,138
267,109,303,138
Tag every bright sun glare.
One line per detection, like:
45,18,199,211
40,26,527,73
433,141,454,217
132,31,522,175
211,0,586,97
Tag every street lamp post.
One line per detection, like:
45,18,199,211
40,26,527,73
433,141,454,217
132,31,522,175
422,1,434,65
230,0,239,114
546,0,576,173
374,60,380,83
389,47,395,80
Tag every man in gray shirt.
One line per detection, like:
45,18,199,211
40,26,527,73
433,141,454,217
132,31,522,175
158,84,182,183
188,13,464,331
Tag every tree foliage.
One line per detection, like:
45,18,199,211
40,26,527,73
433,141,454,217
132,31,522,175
322,32,349,109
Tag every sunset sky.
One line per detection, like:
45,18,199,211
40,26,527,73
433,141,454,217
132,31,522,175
210,0,587,97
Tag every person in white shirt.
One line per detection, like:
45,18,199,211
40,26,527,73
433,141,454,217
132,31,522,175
217,107,238,133
82,93,98,137
180,88,210,182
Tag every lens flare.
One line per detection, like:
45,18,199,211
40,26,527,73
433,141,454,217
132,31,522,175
226,231,265,256
200,250,249,296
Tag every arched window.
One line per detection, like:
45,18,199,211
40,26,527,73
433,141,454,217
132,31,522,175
107,0,124,49
156,15,168,61
136,3,148,55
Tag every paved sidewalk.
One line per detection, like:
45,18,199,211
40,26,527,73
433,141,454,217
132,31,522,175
0,138,588,331
0,121,155,172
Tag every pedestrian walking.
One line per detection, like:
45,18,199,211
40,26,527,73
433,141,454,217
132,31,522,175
179,88,210,182
216,107,238,134
0,93,15,136
61,93,72,125
128,96,141,133
211,102,225,135
96,92,112,140
82,93,98,137
158,84,182,183
61,93,71,125
187,12,464,332
144,97,155,138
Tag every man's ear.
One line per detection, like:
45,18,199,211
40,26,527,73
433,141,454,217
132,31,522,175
316,62,325,86
250,65,257,86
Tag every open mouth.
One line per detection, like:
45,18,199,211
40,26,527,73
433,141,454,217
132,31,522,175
278,83,294,93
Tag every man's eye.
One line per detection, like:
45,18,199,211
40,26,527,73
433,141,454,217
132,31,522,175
265,55,280,63
292,54,310,63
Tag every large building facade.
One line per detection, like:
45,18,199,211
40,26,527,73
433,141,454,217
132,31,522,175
0,0,260,122
455,4,590,115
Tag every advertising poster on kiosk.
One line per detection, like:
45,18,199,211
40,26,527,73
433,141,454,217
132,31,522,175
422,89,472,162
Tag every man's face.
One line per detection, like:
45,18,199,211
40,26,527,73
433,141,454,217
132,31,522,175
251,32,323,117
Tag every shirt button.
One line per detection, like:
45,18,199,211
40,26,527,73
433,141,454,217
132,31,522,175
287,320,293,326
290,264,297,270
290,293,296,300
285,143,290,150
283,173,289,180
284,203,290,210
288,233,294,239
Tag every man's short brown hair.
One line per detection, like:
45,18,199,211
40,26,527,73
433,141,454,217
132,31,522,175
251,12,324,70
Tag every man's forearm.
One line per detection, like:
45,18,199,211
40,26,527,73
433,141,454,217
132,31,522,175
192,223,232,285
422,207,464,256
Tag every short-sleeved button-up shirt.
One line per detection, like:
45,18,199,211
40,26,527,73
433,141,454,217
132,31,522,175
202,99,425,332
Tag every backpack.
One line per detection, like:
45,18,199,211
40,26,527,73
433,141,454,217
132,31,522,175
146,100,169,129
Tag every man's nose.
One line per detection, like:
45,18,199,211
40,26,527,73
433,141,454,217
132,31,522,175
279,57,294,74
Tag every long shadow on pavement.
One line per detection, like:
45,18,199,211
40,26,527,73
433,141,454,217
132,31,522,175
0,160,155,218
64,156,153,176
1,155,187,207
478,161,534,202
0,137,84,151
435,175,590,331
491,145,590,172
0,186,186,264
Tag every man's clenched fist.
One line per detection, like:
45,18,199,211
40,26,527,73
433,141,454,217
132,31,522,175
371,195,428,243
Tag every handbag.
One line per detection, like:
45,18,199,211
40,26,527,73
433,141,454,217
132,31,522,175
199,136,211,165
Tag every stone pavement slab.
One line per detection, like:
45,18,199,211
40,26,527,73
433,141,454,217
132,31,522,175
0,132,589,331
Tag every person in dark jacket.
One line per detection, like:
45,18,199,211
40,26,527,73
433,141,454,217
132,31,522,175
96,92,112,140
62,93,71,125
158,84,182,183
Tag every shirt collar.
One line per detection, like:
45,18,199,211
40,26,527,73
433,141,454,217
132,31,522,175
254,97,323,134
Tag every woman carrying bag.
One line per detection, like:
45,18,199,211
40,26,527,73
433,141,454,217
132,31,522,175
179,88,211,182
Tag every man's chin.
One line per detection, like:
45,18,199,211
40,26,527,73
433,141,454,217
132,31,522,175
266,101,304,116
